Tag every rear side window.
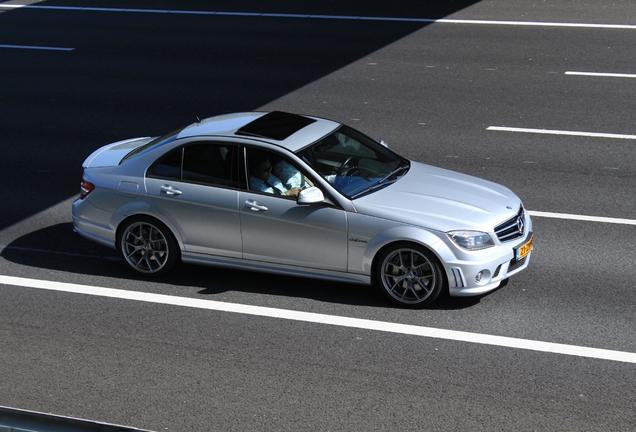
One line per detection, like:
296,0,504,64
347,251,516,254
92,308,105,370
147,143,239,188
148,148,182,179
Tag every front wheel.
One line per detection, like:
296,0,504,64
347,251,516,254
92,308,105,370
118,216,179,276
375,243,445,307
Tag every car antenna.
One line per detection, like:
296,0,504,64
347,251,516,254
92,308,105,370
195,116,201,123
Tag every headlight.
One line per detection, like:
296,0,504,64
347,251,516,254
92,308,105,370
447,230,495,250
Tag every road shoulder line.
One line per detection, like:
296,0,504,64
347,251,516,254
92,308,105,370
1,275,635,364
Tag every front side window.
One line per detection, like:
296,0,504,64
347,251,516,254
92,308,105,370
246,148,313,198
297,126,409,199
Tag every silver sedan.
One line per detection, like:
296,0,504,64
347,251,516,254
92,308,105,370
72,111,533,307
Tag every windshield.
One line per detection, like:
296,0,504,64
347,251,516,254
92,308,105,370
296,126,410,199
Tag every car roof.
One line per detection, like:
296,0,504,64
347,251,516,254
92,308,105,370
176,111,341,152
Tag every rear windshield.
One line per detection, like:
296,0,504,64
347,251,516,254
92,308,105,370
120,129,181,164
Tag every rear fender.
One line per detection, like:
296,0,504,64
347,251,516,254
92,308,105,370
111,199,185,250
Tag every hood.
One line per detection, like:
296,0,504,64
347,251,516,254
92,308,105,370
353,161,521,232
82,137,153,168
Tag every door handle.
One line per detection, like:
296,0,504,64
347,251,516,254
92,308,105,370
245,200,268,212
161,185,183,196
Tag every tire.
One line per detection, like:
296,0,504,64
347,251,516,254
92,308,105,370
374,242,445,307
118,216,180,276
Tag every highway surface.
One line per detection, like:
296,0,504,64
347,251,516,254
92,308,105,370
1,0,635,430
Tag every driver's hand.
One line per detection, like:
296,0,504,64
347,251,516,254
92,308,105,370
285,187,302,197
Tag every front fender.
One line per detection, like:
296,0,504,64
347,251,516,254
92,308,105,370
346,213,454,275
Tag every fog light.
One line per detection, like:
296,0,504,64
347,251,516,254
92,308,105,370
475,270,490,285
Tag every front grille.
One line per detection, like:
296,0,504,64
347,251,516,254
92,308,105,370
495,207,526,242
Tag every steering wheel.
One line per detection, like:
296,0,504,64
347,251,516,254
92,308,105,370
338,156,357,175
340,166,359,177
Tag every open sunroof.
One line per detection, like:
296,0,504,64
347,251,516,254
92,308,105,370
235,111,316,141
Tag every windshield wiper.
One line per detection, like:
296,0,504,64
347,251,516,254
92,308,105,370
350,165,409,199
378,164,410,184
350,182,393,199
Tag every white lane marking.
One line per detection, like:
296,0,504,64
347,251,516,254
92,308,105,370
528,211,636,226
424,19,636,30
1,275,635,364
0,4,635,30
0,44,74,51
487,126,636,140
566,71,636,78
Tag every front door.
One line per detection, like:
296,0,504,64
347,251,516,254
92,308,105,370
239,191,347,271
240,147,348,271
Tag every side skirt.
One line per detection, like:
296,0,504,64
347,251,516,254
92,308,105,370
181,252,370,285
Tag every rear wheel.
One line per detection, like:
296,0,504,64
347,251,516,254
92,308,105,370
375,242,444,307
118,216,179,276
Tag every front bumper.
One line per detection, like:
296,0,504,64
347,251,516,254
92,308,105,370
446,232,533,297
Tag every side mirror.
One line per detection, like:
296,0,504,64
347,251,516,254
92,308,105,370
297,186,324,204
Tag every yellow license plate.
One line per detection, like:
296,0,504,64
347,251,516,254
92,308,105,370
515,233,534,260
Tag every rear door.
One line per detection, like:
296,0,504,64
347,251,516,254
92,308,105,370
145,142,242,257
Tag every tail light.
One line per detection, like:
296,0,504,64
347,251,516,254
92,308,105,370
80,180,95,199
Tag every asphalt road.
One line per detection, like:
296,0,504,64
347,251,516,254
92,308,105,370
1,1,635,430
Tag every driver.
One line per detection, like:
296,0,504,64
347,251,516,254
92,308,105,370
273,159,313,190
249,152,302,197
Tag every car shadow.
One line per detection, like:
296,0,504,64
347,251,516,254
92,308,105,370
2,222,489,310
